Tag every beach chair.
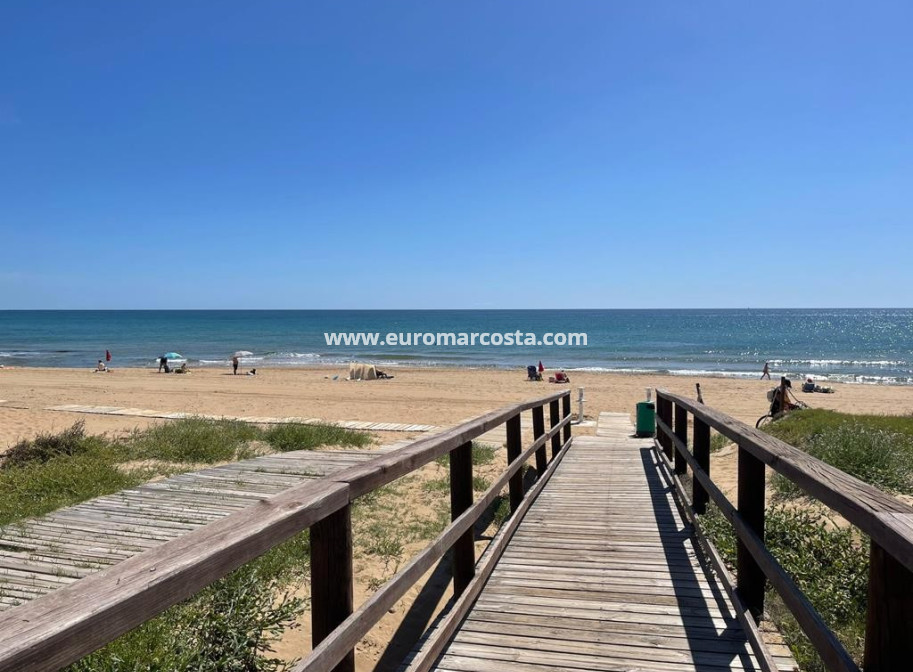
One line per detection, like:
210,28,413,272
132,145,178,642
527,365,541,381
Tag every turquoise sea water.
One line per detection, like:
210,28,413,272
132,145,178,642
1,309,911,384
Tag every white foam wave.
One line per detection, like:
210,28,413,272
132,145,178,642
766,358,906,367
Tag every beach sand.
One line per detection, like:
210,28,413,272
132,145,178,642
4,365,913,451
3,365,913,669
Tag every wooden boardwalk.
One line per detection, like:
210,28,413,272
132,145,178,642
409,414,795,672
43,404,439,433
0,441,409,611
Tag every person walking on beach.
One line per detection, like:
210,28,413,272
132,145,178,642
761,362,771,380
232,355,240,375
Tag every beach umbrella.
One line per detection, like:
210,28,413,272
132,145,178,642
161,352,183,360
232,350,253,358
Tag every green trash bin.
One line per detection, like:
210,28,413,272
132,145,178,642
635,401,655,437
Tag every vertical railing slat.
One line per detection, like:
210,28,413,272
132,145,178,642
692,417,710,515
549,399,561,458
532,405,547,477
505,413,523,513
674,403,688,476
864,540,913,671
450,441,475,597
737,446,766,621
311,504,355,672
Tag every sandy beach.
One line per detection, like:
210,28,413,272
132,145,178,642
4,365,913,451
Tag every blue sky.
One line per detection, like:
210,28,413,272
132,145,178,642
1,2,911,309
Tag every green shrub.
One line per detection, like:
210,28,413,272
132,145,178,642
2,421,109,469
434,442,498,467
128,417,264,463
472,475,491,492
263,423,370,453
68,562,305,672
700,504,869,670
492,496,511,528
0,454,148,526
709,432,732,453
763,411,913,499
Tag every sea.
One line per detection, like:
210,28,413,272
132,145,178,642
1,309,912,385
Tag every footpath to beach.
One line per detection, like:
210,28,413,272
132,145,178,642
43,403,440,434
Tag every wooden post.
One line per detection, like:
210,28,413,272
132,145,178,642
562,392,572,444
692,417,710,515
737,446,766,621
549,399,561,458
674,403,688,476
450,441,475,597
505,414,523,513
532,405,547,477
864,541,913,671
311,504,355,672
660,397,673,461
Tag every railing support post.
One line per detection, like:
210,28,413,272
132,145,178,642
562,392,572,444
864,540,913,671
549,399,561,458
311,504,355,672
660,397,673,461
532,405,547,477
505,414,523,513
737,446,766,621
674,403,688,476
450,441,475,597
692,417,710,514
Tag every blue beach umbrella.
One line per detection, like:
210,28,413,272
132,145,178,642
161,352,183,360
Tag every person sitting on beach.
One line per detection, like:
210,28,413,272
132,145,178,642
95,360,108,373
802,377,816,393
247,368,257,376
175,362,189,374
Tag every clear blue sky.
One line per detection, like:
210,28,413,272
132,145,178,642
1,2,911,309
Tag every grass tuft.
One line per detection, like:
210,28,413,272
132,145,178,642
709,432,732,453
127,417,264,463
0,453,148,526
263,423,371,453
2,421,108,469
434,442,499,467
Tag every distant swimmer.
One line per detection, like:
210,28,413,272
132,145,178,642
761,362,771,380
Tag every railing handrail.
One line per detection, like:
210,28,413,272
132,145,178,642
654,389,913,672
658,390,913,569
0,390,573,672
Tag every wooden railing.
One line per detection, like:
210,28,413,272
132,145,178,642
655,390,913,672
0,390,573,672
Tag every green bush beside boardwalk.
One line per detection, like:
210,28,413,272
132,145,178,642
703,408,913,672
